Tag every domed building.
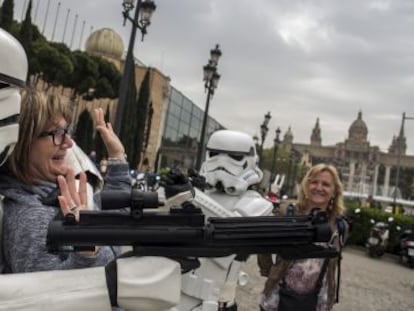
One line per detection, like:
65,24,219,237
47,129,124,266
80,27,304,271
79,28,172,171
282,111,414,205
85,28,124,60
37,29,127,140
347,111,368,144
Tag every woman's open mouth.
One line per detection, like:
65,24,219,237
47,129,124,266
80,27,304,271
52,154,66,161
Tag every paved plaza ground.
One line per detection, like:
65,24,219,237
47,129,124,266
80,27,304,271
236,246,414,311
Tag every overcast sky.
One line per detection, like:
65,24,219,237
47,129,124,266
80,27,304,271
12,0,414,153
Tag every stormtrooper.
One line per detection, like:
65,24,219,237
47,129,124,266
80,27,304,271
0,28,181,311
172,130,273,311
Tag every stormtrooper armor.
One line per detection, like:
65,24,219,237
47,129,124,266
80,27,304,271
0,28,27,166
0,28,180,311
174,130,273,311
200,130,262,196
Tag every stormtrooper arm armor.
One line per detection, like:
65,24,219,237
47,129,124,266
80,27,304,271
0,256,181,311
192,188,273,218
192,188,240,217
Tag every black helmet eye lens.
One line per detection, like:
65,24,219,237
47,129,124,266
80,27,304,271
0,114,19,127
0,82,9,89
0,72,26,88
208,149,246,161
229,154,244,161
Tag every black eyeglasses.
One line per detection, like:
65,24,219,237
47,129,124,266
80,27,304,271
38,126,73,146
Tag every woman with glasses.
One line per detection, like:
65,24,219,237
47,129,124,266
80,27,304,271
0,89,130,273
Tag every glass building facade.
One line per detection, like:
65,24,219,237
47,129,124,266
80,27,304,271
159,87,224,169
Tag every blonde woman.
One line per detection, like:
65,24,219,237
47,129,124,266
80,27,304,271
258,163,348,311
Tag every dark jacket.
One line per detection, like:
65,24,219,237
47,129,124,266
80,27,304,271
0,163,131,273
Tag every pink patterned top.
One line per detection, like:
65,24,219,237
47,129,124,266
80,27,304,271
259,257,329,311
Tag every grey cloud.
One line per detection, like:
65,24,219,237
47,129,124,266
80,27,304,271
14,0,414,153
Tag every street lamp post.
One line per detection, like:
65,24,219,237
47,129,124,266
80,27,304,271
114,0,156,135
195,44,222,170
286,155,292,196
268,127,281,192
258,112,272,167
253,135,259,151
393,112,414,213
292,154,299,197
285,150,301,197
73,87,96,125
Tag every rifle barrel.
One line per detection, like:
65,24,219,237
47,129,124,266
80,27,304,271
47,213,334,260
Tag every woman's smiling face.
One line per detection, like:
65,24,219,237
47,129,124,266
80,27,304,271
28,116,73,183
306,170,336,210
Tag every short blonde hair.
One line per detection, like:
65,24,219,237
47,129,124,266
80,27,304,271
297,163,345,220
7,89,72,184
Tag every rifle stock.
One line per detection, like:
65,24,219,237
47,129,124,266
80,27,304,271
47,190,338,260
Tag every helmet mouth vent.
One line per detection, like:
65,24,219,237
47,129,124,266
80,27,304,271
214,181,225,192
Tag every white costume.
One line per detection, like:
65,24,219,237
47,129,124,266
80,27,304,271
173,130,273,311
0,28,180,311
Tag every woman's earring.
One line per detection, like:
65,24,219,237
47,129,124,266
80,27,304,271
329,197,335,209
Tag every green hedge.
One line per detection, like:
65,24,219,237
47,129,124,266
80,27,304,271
345,200,414,253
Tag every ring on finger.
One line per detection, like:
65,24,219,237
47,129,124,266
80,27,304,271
70,203,78,212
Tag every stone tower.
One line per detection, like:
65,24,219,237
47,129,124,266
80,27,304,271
282,126,294,151
310,117,322,146
389,116,407,155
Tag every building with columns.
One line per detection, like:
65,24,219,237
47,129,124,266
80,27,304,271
282,111,414,200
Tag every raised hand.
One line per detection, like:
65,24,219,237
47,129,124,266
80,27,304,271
94,107,125,160
57,168,98,255
57,168,87,221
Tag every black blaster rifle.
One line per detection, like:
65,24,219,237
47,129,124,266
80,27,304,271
47,188,339,261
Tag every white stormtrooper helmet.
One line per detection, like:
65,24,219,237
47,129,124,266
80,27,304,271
0,28,28,165
200,130,263,195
